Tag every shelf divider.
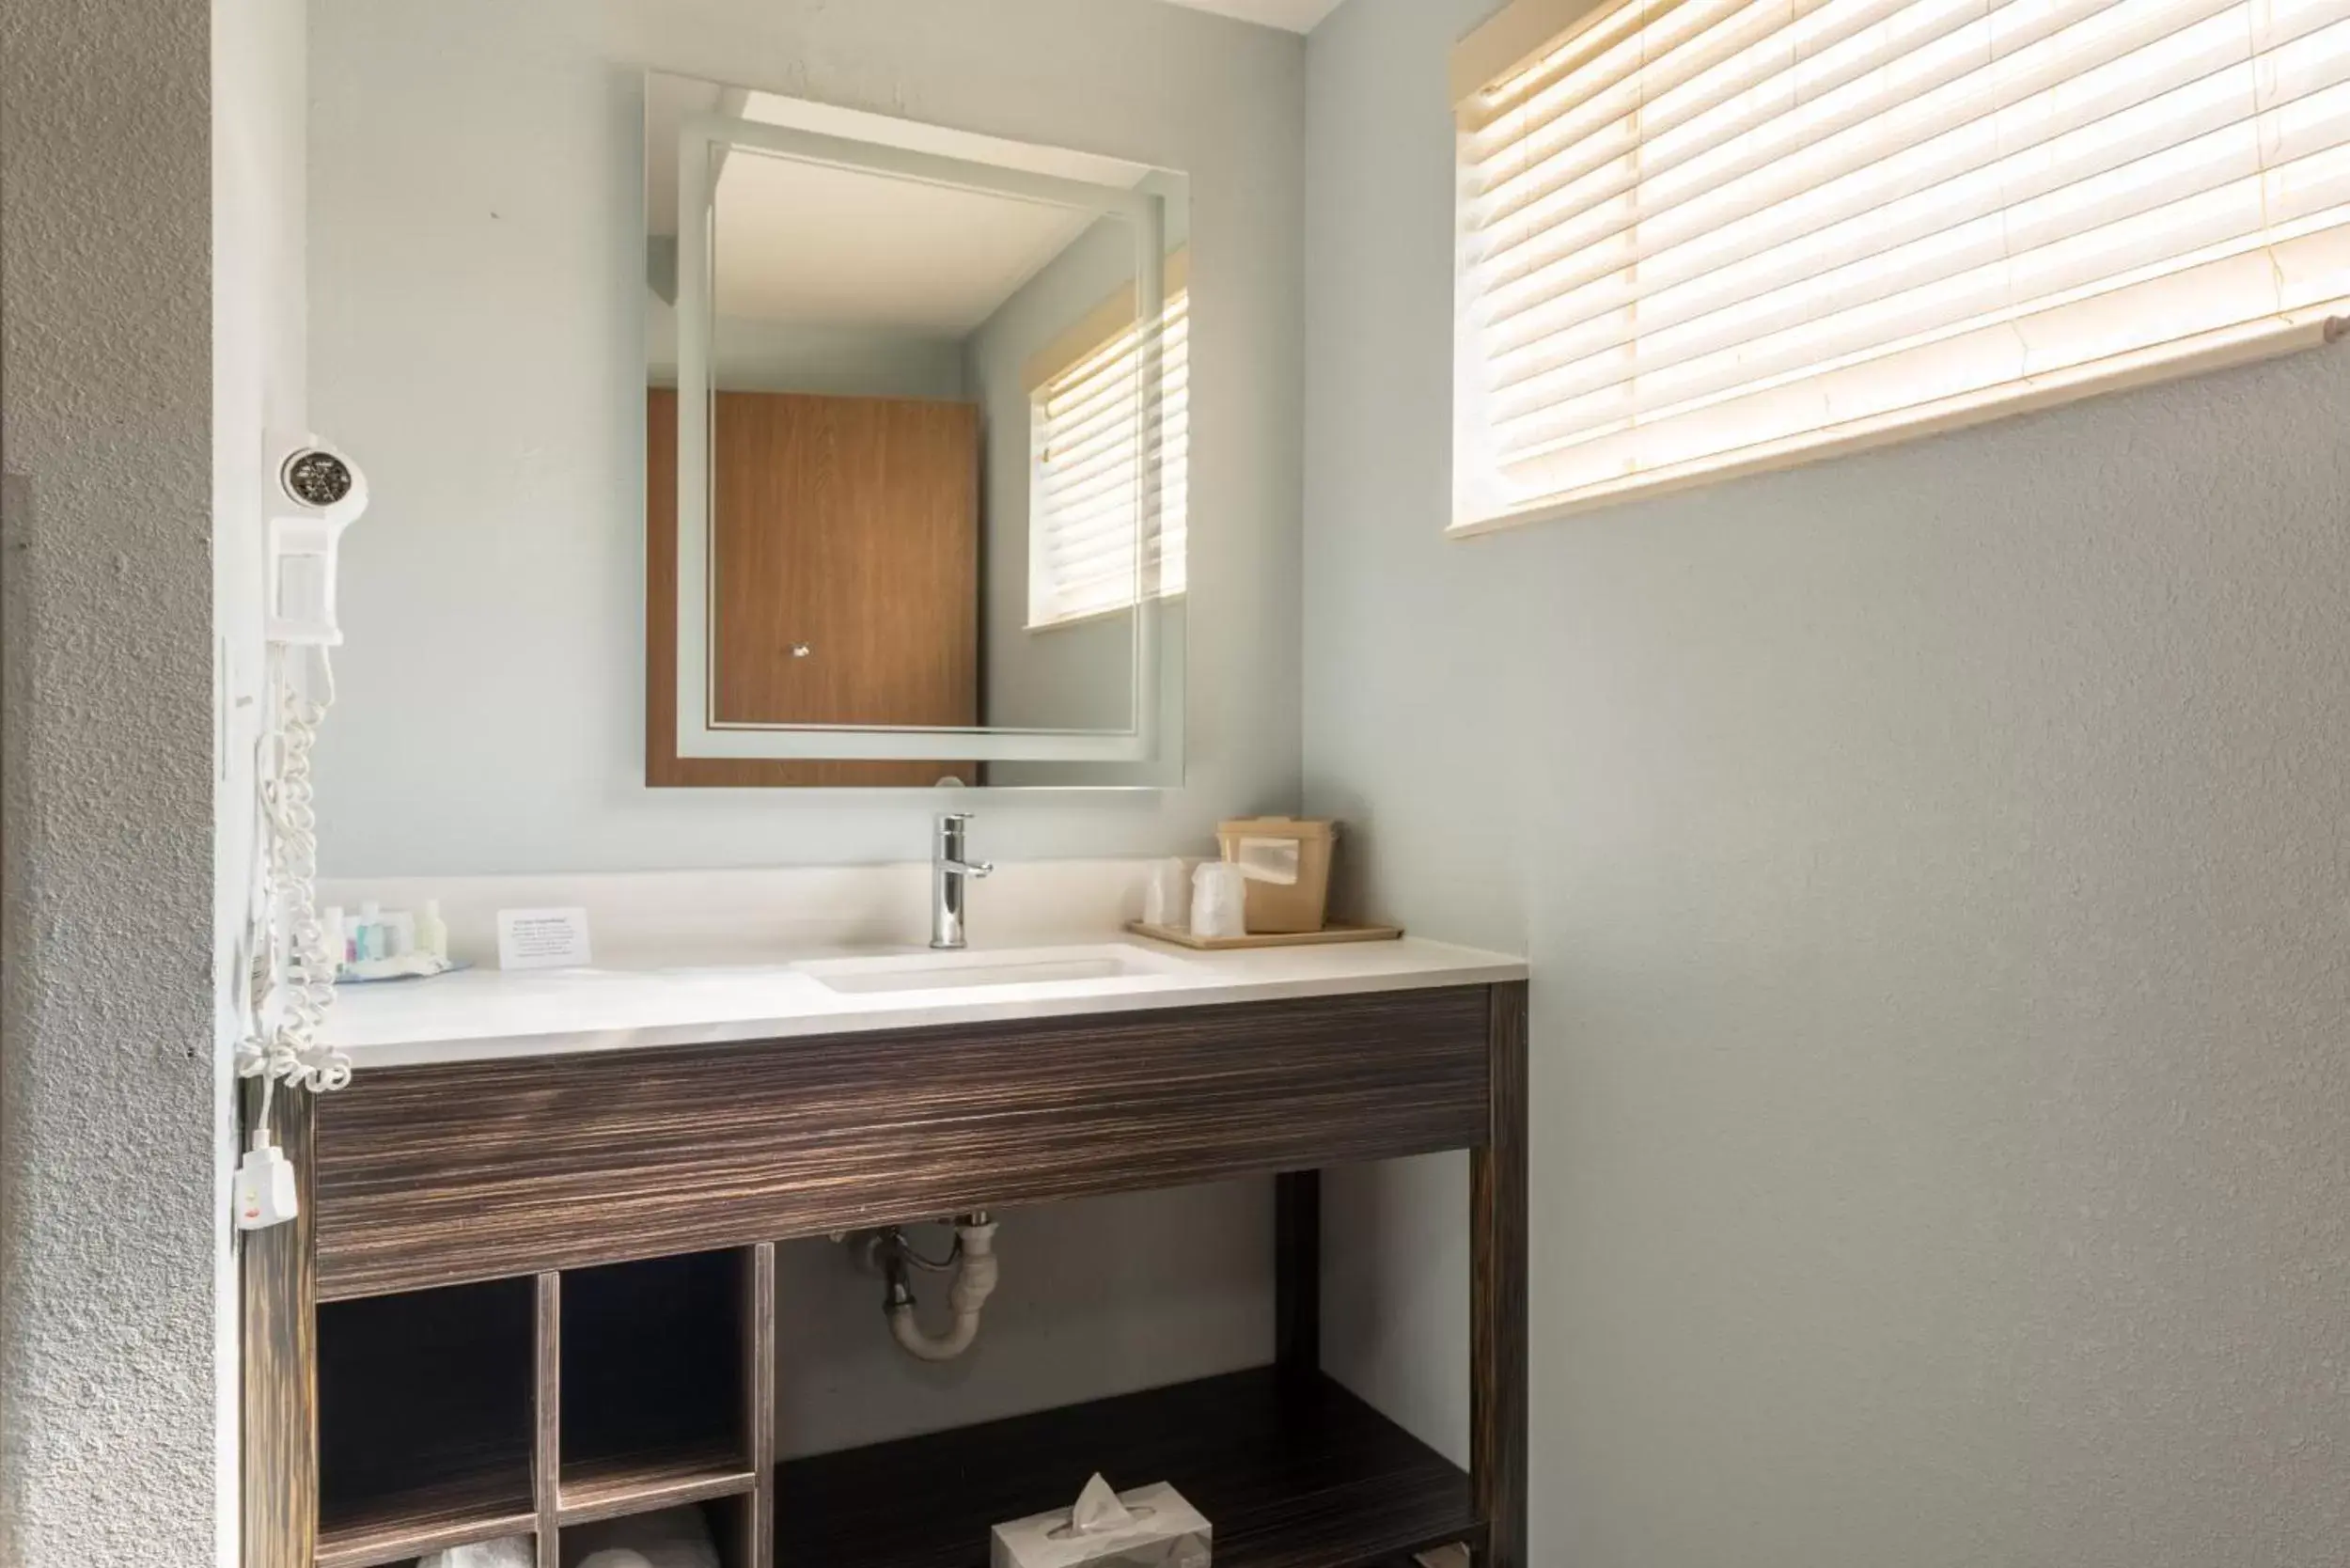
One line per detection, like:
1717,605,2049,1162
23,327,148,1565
556,1444,759,1526
535,1271,561,1568
744,1241,778,1568
1274,1169,1321,1376
316,1478,537,1568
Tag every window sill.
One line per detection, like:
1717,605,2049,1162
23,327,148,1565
1026,588,1186,635
1452,312,2347,540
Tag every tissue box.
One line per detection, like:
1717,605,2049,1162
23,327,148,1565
991,1482,1212,1568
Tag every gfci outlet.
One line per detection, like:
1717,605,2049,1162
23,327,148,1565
218,633,260,784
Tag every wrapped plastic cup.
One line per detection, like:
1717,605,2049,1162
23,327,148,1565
1142,858,1191,929
1189,862,1247,941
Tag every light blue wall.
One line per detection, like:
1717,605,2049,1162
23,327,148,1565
1306,4,2350,1566
966,213,1140,736
647,301,970,400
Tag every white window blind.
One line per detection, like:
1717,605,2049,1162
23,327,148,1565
1029,292,1190,630
1454,0,2350,530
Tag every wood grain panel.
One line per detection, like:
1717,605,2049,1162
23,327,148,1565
1470,981,1528,1568
313,988,1493,1299
241,1081,316,1568
776,1368,1480,1568
646,386,979,788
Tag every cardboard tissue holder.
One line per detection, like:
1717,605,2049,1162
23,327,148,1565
992,1474,1211,1568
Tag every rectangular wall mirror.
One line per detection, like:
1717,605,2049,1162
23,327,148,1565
646,75,1189,789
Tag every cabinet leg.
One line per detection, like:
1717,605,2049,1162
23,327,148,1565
535,1272,561,1568
1275,1170,1321,1377
1471,981,1528,1568
743,1242,776,1568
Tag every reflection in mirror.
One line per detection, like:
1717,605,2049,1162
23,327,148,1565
645,77,1189,788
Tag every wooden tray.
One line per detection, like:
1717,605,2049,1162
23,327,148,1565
1126,919,1405,951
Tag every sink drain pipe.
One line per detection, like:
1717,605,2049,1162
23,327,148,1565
878,1214,999,1362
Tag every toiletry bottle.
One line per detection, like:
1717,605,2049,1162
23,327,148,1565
358,901,384,962
415,899,448,964
322,906,347,972
381,909,415,958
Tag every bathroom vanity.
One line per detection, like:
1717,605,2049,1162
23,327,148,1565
242,941,1528,1568
241,33,1527,1568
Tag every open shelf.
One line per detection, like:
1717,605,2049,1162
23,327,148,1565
776,1367,1482,1568
556,1439,759,1526
556,1249,756,1527
313,1474,536,1568
315,1278,537,1568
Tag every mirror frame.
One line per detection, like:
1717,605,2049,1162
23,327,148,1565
667,111,1179,769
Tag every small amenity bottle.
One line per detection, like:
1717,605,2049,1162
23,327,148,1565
415,899,449,964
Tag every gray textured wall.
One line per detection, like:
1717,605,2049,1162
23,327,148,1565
306,0,1306,874
0,1,225,1562
1306,2,2350,1564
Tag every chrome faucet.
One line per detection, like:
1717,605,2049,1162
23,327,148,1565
931,811,994,949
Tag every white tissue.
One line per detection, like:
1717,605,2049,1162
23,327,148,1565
420,1539,533,1568
1231,837,1301,886
560,1505,719,1568
992,1479,1213,1568
1070,1474,1136,1535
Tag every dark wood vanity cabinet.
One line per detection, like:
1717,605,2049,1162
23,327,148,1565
243,983,1528,1568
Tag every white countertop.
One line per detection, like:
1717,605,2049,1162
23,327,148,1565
321,935,1528,1067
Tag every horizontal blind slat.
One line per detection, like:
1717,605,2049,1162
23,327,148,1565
1499,227,2350,499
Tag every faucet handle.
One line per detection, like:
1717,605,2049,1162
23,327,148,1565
934,812,988,876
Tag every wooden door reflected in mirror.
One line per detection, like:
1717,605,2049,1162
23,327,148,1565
647,387,978,787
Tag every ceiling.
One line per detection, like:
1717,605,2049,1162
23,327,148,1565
1151,0,1349,30
713,153,1100,334
650,77,1160,336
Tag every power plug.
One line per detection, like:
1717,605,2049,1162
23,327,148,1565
235,1141,299,1231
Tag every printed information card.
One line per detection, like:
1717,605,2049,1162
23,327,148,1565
495,907,594,970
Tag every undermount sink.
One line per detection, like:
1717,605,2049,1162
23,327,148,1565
796,942,1194,996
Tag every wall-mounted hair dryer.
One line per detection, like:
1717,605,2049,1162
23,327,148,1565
266,440,368,647
239,435,369,1232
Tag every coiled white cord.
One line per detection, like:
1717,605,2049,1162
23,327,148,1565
236,649,352,1143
